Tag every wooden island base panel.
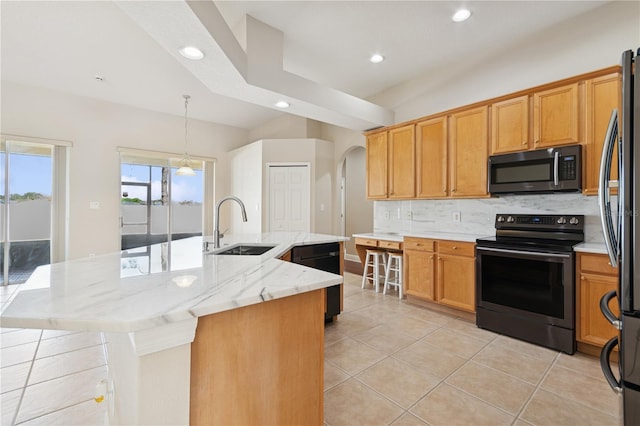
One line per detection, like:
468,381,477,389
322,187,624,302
190,289,325,425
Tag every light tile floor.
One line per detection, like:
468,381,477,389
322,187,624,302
1,273,622,425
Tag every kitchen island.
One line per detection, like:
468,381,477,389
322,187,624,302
0,233,346,425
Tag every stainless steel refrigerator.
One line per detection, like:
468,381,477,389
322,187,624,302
599,48,640,425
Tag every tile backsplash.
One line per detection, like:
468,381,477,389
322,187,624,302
374,193,605,243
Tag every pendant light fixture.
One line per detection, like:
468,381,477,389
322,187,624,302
176,94,196,176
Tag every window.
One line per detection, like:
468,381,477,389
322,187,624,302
0,135,70,285
119,149,215,252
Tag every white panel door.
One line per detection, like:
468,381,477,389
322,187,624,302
268,165,310,232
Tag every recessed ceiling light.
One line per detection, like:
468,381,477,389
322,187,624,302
370,54,385,64
179,46,204,60
275,101,290,108
452,8,471,22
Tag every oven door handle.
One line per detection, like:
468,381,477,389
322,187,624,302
599,290,622,330
476,246,571,259
598,109,619,267
600,336,622,394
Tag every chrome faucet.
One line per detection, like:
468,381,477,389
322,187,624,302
214,196,248,248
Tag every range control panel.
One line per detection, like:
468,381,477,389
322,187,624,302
495,214,584,231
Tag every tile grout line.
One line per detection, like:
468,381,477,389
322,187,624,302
511,350,561,423
11,329,43,426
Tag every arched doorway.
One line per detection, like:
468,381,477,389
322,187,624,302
339,146,372,271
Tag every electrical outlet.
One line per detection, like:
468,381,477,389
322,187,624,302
406,210,413,220
452,211,461,222
384,210,390,220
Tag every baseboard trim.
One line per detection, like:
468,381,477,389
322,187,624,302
344,258,363,276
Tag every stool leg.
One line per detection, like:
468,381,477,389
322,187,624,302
361,252,371,289
397,259,403,299
373,254,380,292
383,254,392,295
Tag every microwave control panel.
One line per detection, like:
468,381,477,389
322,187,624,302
560,155,577,180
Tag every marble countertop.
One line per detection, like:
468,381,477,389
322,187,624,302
353,231,489,243
573,242,608,254
0,233,347,333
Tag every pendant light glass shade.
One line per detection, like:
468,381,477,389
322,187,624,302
176,94,195,176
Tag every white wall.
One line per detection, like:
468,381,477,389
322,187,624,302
344,147,372,256
1,82,248,259
229,141,263,233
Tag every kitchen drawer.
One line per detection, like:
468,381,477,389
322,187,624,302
579,253,618,275
378,240,402,250
354,238,378,247
437,240,475,257
403,237,435,252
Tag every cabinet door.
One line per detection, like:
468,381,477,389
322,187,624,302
388,124,415,199
533,83,579,148
584,73,621,195
366,131,388,199
491,95,529,154
578,273,619,347
404,249,436,301
437,254,475,312
449,106,488,197
416,116,448,198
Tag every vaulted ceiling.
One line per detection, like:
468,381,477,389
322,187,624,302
1,1,610,131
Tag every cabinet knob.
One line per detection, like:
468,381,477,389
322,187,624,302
416,243,423,246
453,246,458,250
535,140,540,145
522,141,527,145
429,255,434,259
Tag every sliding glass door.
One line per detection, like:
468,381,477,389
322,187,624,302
120,154,205,251
0,140,53,285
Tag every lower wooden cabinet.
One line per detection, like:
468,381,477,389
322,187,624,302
437,253,476,312
576,252,619,347
404,237,476,313
404,237,437,301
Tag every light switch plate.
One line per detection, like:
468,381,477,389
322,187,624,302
452,211,461,222
90,201,100,210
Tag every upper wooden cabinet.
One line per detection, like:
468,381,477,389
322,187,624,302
388,124,416,199
533,83,579,148
366,131,388,199
416,116,448,198
449,106,489,197
583,73,621,195
364,66,620,201
491,95,529,154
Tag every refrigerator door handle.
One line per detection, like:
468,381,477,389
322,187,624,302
600,336,623,394
598,109,619,267
599,290,622,330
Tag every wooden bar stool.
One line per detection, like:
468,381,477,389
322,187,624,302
361,249,387,292
383,252,403,299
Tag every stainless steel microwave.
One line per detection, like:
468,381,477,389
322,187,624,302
488,145,581,194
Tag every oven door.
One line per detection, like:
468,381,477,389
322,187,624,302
476,246,575,329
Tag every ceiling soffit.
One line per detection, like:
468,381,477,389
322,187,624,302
116,0,394,131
